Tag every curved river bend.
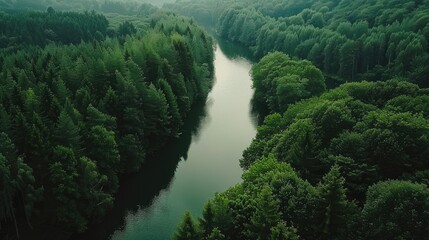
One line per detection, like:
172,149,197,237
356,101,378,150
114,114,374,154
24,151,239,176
75,42,256,240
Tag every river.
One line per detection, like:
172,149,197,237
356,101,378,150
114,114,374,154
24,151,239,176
74,42,257,240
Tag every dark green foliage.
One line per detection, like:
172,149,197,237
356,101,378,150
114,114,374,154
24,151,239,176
245,185,282,239
186,77,429,240
0,9,214,239
86,126,120,192
207,228,225,240
49,146,86,231
317,165,352,239
0,0,166,16
0,133,41,239
174,211,201,240
169,1,429,239
168,0,429,85
270,222,299,240
55,109,81,155
236,79,429,239
251,52,326,113
199,201,215,237
182,157,353,240
362,181,429,240
0,10,108,49
118,21,137,36
242,79,429,192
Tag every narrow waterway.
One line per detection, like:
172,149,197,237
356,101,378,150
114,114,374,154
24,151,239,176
74,42,257,240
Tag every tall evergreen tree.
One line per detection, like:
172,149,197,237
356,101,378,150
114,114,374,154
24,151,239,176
207,228,225,240
270,221,299,240
246,185,282,240
55,110,81,155
199,200,215,237
318,165,349,239
174,211,200,240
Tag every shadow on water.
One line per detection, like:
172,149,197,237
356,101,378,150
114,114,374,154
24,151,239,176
215,37,344,127
216,38,257,63
250,94,270,126
215,38,263,128
72,99,210,240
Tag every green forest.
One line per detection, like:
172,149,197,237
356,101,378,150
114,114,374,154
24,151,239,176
1,0,429,239
0,4,214,239
167,0,429,240
167,0,429,86
0,0,175,13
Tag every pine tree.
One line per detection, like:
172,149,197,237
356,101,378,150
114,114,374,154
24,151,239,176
86,125,120,192
318,165,349,239
55,110,81,155
270,222,299,240
246,185,282,240
174,211,200,240
159,79,182,135
207,227,225,240
199,200,215,237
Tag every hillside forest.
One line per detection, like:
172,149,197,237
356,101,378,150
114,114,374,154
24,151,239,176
167,0,429,240
1,0,429,239
0,4,214,239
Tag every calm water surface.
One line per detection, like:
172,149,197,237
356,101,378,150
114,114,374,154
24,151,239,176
75,42,256,240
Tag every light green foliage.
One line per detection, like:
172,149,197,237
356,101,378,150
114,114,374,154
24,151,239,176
252,52,326,113
207,228,225,240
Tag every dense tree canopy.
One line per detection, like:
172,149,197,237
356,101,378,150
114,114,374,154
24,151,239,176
169,1,429,239
180,75,429,239
167,0,429,86
362,180,429,239
252,51,326,112
242,80,429,198
0,10,108,49
0,8,213,239
177,45,429,240
0,0,175,15
180,155,429,240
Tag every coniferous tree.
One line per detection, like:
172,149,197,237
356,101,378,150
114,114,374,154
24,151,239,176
270,222,299,240
0,8,215,238
207,228,225,240
174,211,201,240
86,126,120,192
55,110,81,155
318,165,350,239
199,200,215,237
246,185,282,240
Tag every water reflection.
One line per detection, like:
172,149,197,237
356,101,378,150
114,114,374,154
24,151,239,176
216,38,257,63
250,93,270,126
74,41,257,240
72,98,210,240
